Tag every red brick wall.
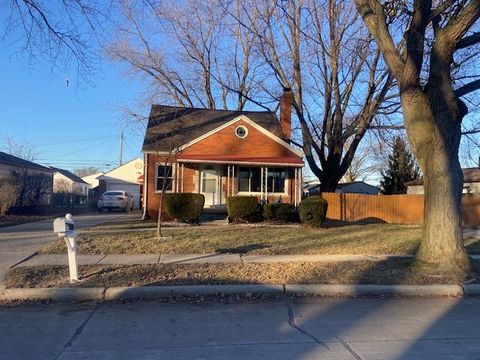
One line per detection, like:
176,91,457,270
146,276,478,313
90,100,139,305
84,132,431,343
180,119,299,158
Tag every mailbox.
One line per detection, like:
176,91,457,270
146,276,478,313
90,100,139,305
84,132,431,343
53,218,74,235
52,214,78,282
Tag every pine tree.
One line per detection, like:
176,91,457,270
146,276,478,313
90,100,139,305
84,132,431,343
380,137,420,194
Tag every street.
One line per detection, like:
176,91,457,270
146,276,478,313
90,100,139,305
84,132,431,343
0,212,140,285
1,297,480,359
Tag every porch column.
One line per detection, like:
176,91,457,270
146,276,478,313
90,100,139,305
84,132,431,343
264,167,268,202
227,165,230,197
181,163,184,193
260,166,264,201
294,168,298,207
231,165,235,195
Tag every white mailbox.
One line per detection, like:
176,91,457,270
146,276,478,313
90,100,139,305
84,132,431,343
53,213,78,282
53,217,75,236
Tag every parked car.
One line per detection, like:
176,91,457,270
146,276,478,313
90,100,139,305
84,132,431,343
97,191,134,212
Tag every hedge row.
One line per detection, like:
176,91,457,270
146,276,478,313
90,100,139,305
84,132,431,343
226,195,328,226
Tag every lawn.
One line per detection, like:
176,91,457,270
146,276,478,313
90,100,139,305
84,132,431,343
39,223,428,255
6,259,479,288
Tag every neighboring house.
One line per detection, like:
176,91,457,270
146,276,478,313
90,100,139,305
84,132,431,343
0,151,54,206
95,158,144,209
49,167,89,197
335,181,380,195
142,89,304,217
82,172,104,190
407,168,480,194
306,180,379,195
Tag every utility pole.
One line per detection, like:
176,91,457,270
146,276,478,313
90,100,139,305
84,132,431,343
119,130,124,166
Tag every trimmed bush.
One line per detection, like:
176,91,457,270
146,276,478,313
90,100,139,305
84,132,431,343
164,193,205,223
298,196,328,227
263,203,297,222
226,196,259,222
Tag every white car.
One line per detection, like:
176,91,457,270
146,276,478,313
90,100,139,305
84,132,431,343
97,191,134,212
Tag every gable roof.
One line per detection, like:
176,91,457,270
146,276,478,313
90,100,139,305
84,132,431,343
142,105,286,152
406,168,480,186
49,167,88,184
0,151,53,173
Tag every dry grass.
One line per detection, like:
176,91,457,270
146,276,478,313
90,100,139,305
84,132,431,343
6,259,478,288
39,223,424,255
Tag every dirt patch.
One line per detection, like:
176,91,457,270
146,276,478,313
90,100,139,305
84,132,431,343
6,259,479,288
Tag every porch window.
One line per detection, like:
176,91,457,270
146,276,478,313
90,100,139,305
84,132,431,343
238,167,261,192
267,168,286,193
156,164,173,191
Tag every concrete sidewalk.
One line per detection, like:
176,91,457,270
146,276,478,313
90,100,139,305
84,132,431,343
16,253,417,267
15,252,480,267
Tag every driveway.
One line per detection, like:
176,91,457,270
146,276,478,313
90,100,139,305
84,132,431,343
1,297,480,359
0,211,141,286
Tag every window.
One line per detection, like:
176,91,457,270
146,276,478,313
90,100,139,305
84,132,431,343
156,164,173,191
238,167,261,192
235,125,248,138
267,168,286,193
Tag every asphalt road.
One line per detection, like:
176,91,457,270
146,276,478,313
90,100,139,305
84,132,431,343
0,211,141,285
1,297,480,360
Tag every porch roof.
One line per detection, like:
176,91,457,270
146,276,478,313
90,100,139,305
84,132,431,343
176,154,304,167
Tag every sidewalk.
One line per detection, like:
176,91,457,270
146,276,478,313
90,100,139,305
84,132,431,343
15,252,480,267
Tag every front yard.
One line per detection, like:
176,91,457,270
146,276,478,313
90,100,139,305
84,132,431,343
39,223,427,255
38,222,480,256
7,259,480,288
9,220,479,289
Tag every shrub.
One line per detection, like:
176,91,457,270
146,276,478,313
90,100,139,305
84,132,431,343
0,180,18,216
263,203,297,222
298,196,328,227
226,196,259,222
164,193,205,222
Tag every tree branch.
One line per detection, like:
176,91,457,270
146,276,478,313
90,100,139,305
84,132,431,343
455,79,480,97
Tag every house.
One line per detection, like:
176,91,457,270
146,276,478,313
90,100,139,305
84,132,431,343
49,167,89,197
0,151,54,207
407,168,480,194
82,172,104,190
90,158,144,209
335,181,379,195
142,89,304,217
305,180,379,195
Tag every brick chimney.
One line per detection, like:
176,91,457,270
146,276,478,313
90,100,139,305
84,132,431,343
280,87,293,140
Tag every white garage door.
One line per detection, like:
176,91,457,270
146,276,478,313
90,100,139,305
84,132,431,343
107,183,141,209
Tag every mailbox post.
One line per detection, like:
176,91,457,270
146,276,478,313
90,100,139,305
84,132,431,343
53,213,78,282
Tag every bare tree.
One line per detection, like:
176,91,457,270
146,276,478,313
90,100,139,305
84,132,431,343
355,0,480,275
1,1,108,78
233,0,397,191
73,166,100,177
108,0,263,111
1,134,38,161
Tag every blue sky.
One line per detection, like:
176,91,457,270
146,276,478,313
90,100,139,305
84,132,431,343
0,48,145,173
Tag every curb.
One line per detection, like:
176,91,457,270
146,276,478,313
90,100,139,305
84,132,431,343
1,287,104,301
285,284,464,297
105,285,284,300
0,284,474,302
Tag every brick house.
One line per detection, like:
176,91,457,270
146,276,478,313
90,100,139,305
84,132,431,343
142,90,304,217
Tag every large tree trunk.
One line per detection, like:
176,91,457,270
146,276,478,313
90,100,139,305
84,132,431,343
402,90,471,276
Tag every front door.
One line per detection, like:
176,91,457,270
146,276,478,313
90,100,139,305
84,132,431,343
200,166,221,206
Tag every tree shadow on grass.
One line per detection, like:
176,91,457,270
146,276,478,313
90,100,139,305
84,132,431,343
216,243,272,254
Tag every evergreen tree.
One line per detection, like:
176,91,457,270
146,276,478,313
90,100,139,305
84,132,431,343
380,137,420,194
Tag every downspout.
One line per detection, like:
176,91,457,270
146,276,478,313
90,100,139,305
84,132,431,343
141,153,148,220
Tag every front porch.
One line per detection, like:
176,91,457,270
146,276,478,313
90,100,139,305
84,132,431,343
170,160,304,208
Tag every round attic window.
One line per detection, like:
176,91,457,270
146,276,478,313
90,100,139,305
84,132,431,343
235,125,248,138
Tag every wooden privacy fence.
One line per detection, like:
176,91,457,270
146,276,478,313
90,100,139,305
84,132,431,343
321,192,480,226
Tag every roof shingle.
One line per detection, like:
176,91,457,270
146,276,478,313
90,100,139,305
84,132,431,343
142,105,286,152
